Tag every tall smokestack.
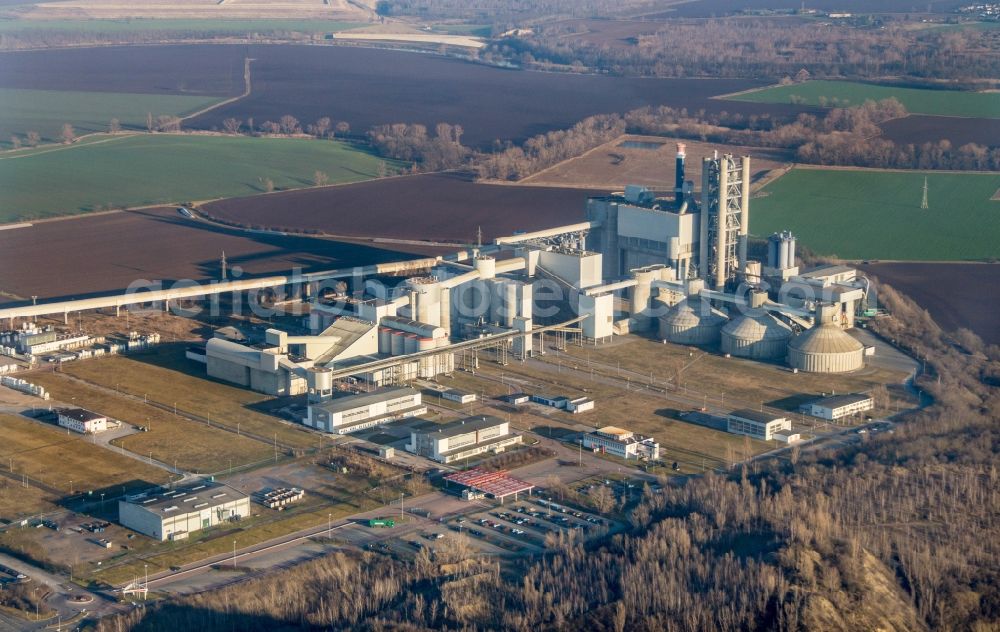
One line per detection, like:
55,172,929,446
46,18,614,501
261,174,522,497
675,142,686,207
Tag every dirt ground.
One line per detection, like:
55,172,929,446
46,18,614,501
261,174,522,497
520,134,792,191
19,0,368,21
0,207,435,303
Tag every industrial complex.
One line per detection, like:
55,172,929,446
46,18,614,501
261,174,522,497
0,141,902,600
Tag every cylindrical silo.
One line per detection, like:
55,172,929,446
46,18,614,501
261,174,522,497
787,304,863,373
779,238,790,270
406,277,441,326
658,296,728,345
404,333,418,355
787,232,796,267
439,287,451,337
767,233,780,269
418,337,435,352
630,268,656,331
390,330,405,356
378,327,392,353
475,256,496,279
720,309,793,360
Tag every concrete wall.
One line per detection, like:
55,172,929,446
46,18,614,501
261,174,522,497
207,355,251,387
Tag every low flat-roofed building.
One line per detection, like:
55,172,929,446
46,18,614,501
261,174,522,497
800,393,874,421
306,386,425,434
57,408,108,434
407,415,521,464
727,409,791,441
119,480,250,541
497,393,530,405
582,426,659,460
532,394,569,409
567,397,595,414
772,430,802,444
442,389,477,404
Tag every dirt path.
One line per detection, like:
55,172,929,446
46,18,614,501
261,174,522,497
180,56,253,124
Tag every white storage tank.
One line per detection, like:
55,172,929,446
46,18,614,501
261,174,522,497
378,327,392,353
721,309,793,360
787,305,864,373
390,331,406,356
659,297,727,345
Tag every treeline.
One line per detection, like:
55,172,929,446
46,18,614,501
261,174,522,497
495,18,1000,81
367,122,470,171
374,0,655,22
475,114,624,180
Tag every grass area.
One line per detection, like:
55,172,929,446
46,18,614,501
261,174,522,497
0,413,169,495
0,480,54,521
0,18,365,34
0,88,224,149
27,372,274,473
727,79,1000,118
0,133,398,222
62,346,320,450
93,462,426,586
751,167,1000,260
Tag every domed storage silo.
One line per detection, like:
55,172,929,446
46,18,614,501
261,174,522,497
658,297,728,345
787,305,864,373
721,309,793,360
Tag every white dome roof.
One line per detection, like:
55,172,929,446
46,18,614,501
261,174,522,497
721,309,793,342
789,324,864,355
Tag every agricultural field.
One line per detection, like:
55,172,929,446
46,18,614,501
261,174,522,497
728,80,1000,118
750,167,1000,261
202,173,600,242
26,372,275,473
0,412,170,494
519,134,791,190
0,88,224,148
61,346,320,450
0,133,398,221
859,262,1000,345
879,114,1000,148
0,18,365,34
0,207,439,303
644,0,968,18
13,0,368,20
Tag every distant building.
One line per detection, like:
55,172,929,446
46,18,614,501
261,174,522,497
497,393,530,405
119,481,250,541
582,426,659,460
57,408,107,434
305,386,425,435
772,430,801,444
727,409,791,441
441,389,477,404
532,394,569,409
567,397,595,414
406,415,522,464
799,393,874,421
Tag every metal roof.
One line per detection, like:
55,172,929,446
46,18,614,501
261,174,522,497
729,409,786,424
58,408,105,422
808,393,872,409
721,309,793,342
425,415,505,439
788,324,864,355
662,297,727,327
313,386,419,414
444,467,535,499
123,480,246,516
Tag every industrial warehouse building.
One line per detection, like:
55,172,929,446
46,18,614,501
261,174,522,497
119,481,250,541
305,386,425,434
727,410,791,441
406,415,521,464
800,393,874,421
582,426,660,460
57,408,108,434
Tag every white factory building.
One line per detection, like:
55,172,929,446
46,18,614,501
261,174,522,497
119,481,250,541
800,393,874,421
305,385,425,434
406,415,521,464
582,426,660,460
727,410,791,441
57,408,108,434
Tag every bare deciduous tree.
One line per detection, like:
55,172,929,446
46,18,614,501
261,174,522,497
25,131,40,147
108,118,121,134
60,123,75,144
313,171,329,186
9,135,21,150
222,118,242,134
278,115,300,135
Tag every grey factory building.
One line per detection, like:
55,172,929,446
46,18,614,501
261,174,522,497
406,415,521,464
119,481,250,541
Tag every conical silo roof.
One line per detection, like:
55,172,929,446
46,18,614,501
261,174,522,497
721,309,793,343
788,324,864,355
662,297,727,328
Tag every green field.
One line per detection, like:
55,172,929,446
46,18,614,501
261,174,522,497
751,168,1000,260
728,80,1000,118
0,88,225,147
0,133,396,221
0,18,365,34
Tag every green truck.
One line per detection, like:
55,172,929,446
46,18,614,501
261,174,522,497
368,518,396,528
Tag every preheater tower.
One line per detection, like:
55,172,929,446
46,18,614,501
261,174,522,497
699,153,750,289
